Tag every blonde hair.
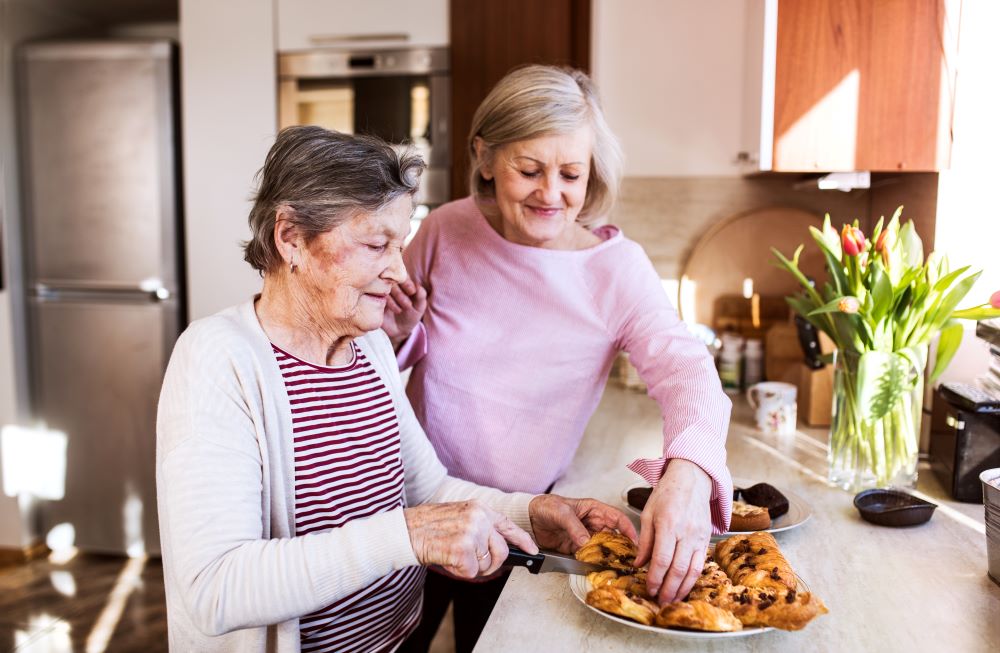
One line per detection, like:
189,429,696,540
467,65,623,228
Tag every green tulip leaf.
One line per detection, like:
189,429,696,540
856,350,918,421
925,251,943,287
821,214,843,259
931,320,964,382
930,270,981,328
899,221,924,269
951,306,1000,320
808,297,856,317
894,267,923,294
933,265,970,294
869,264,893,323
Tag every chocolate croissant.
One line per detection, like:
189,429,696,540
713,532,796,591
585,585,659,626
574,530,638,572
655,599,743,632
724,585,829,631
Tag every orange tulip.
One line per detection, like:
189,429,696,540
875,229,894,268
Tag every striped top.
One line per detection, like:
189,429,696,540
397,198,734,532
274,342,424,653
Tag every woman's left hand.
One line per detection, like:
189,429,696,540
634,459,714,605
528,495,638,554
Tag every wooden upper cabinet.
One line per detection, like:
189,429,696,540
742,0,959,173
449,0,590,199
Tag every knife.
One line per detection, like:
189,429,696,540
504,546,622,576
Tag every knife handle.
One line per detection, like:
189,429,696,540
504,546,545,574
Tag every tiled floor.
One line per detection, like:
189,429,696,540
0,553,457,652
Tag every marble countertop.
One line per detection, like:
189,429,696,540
474,387,1000,652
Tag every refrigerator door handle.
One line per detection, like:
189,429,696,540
33,282,173,303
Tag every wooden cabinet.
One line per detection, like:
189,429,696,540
741,0,959,173
449,0,590,199
276,0,449,52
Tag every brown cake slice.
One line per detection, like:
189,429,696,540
730,500,771,532
740,483,790,519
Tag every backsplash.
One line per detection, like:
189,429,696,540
608,173,938,281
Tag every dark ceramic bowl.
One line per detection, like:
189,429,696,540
853,489,937,527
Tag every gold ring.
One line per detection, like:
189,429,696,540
476,550,490,561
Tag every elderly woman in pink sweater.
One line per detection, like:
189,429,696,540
384,65,734,652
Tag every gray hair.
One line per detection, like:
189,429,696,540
468,65,623,227
244,126,425,274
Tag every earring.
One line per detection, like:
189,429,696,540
289,259,297,274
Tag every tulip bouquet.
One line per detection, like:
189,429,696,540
773,208,1000,490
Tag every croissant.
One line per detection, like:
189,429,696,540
713,532,796,591
574,530,638,572
655,600,743,632
684,558,735,607
725,585,829,631
585,585,659,626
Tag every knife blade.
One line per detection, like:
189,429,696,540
504,546,621,576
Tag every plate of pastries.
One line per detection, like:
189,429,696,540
571,531,827,637
623,478,812,536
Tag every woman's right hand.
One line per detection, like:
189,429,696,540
382,278,427,347
404,501,539,578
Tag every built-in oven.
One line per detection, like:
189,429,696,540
278,47,450,208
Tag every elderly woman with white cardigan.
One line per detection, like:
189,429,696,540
156,126,635,653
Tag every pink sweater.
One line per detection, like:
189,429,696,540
397,198,733,532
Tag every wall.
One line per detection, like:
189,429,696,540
930,0,1000,387
0,0,95,548
180,0,274,320
592,0,747,177
612,177,870,283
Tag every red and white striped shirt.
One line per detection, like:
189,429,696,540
274,342,423,653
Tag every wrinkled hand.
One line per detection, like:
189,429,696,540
404,500,538,579
528,495,638,554
382,278,427,347
634,459,714,605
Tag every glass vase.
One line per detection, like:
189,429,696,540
827,347,926,492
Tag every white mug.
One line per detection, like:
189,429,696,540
746,382,797,435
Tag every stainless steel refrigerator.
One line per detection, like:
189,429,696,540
17,40,182,555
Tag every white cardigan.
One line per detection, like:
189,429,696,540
156,300,534,652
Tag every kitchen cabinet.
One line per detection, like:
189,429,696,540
449,0,591,198
276,0,448,52
741,0,959,173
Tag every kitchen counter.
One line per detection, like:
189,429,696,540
474,386,1000,652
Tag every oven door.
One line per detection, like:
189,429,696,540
279,48,450,206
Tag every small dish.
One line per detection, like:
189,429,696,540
853,489,937,527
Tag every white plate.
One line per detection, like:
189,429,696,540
620,478,812,538
568,574,774,639
568,543,811,639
